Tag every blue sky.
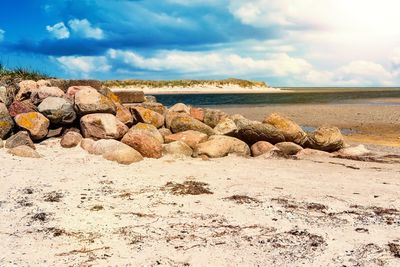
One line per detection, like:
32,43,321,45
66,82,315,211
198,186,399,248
1,0,400,86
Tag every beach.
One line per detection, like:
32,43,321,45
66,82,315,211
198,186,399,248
1,139,399,266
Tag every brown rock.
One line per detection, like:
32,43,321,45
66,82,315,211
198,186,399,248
66,86,93,100
103,146,143,164
7,145,40,158
48,79,102,91
194,135,250,158
164,130,208,149
30,86,65,104
16,80,38,101
115,102,133,126
169,103,190,114
158,128,172,142
170,115,215,136
121,128,162,158
214,118,237,135
234,121,285,145
46,127,64,138
0,103,14,139
190,107,205,122
165,111,183,129
250,141,275,157
275,142,303,155
131,107,164,128
5,131,35,149
14,112,50,140
203,109,229,128
163,141,193,157
295,148,332,159
74,87,116,115
125,102,166,115
131,123,164,143
307,126,345,152
8,100,37,117
0,138,3,148
111,89,145,103
263,113,308,145
80,113,128,140
80,138,96,152
60,132,82,148
0,86,17,107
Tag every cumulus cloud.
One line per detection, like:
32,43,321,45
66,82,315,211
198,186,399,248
0,29,4,42
68,19,104,40
55,56,110,77
46,22,70,39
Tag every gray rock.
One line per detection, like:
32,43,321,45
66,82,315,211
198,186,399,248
74,87,116,115
204,109,229,128
307,126,345,152
5,131,35,149
38,97,76,124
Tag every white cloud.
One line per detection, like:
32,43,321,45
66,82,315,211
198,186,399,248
46,22,70,39
0,29,4,42
55,56,110,77
68,19,104,40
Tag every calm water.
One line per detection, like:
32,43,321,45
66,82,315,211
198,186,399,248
152,87,400,107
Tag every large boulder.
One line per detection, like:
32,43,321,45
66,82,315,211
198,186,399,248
0,86,16,107
38,97,76,124
80,113,128,140
170,115,215,136
15,80,37,101
80,138,96,152
131,123,163,143
203,109,229,128
307,126,345,152
250,141,275,157
7,145,40,158
60,132,82,148
163,141,193,157
158,128,172,142
125,102,166,115
263,113,308,145
66,86,93,100
121,128,162,159
103,146,143,165
190,107,205,122
5,131,35,149
164,130,208,149
8,100,37,117
165,111,182,129
234,121,285,145
74,87,116,115
30,86,65,104
0,103,14,139
115,102,133,126
169,103,190,114
14,112,49,140
214,118,237,135
275,142,303,155
131,107,164,128
194,135,250,158
110,89,145,104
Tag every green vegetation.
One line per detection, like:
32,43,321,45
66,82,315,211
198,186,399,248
104,78,267,88
0,63,50,81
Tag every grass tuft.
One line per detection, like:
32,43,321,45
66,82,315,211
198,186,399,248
0,63,50,81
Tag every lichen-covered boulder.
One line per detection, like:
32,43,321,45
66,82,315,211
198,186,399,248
126,102,166,115
203,109,229,128
158,128,172,142
214,118,237,135
60,132,82,148
307,126,345,152
7,145,41,158
131,123,164,143
38,97,76,124
103,146,143,165
131,107,164,128
163,141,193,157
80,113,128,140
164,130,208,149
115,102,133,126
234,121,285,145
263,113,308,145
30,86,65,104
74,87,116,115
121,129,162,159
5,131,35,149
275,142,303,155
8,100,37,117
170,115,215,136
14,112,49,140
194,135,250,158
250,141,275,157
0,103,14,139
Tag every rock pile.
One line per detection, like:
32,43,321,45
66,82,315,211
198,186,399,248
0,79,350,164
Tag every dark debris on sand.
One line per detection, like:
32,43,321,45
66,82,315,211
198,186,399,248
163,181,213,195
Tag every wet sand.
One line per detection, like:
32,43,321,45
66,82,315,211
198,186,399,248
217,103,400,147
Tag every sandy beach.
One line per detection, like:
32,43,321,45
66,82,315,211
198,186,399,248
1,139,399,266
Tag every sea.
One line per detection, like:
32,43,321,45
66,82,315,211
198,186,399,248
152,87,400,107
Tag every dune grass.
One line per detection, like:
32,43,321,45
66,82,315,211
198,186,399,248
0,63,50,81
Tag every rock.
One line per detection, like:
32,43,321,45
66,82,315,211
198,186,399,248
121,128,162,158
263,113,308,145
203,109,229,128
275,142,303,155
36,80,51,87
8,100,37,117
163,141,193,157
5,131,35,149
103,146,143,164
214,118,237,135
46,127,64,138
60,132,82,148
194,135,250,158
125,102,166,115
307,126,345,152
115,102,133,126
234,121,285,145
169,103,190,114
158,128,172,142
144,95,157,103
0,86,16,107
231,115,258,128
80,113,128,140
16,80,37,101
97,87,120,103
336,145,372,157
30,86,65,104
87,139,131,155
295,148,332,159
190,107,205,122
66,86,93,100
165,130,208,149
0,138,3,148
7,145,40,158
110,89,145,103
131,123,164,143
49,79,103,91
80,138,96,152
260,149,288,159
74,87,116,115
170,115,215,136
0,103,14,139
165,111,182,129
131,107,164,128
250,141,275,157
38,97,76,124
14,112,50,140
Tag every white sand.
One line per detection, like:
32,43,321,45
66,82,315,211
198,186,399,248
0,139,399,266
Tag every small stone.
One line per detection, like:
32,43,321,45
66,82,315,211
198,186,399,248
0,103,14,139
103,147,143,165
275,142,303,155
250,141,275,157
5,131,35,149
8,145,41,158
60,132,82,148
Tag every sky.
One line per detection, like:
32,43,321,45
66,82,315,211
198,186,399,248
1,0,400,86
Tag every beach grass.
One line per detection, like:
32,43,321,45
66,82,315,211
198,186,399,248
0,63,50,81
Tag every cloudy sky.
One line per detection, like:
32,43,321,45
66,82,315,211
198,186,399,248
1,0,400,86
